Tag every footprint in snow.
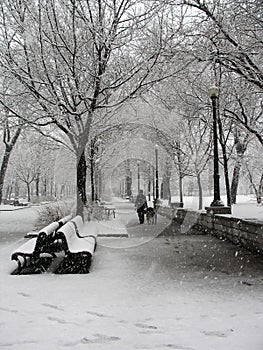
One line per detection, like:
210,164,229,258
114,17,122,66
47,316,67,324
201,330,233,338
81,333,120,344
162,345,196,350
42,303,64,311
86,310,111,318
17,292,30,297
0,306,18,314
0,340,38,347
47,316,80,326
135,323,158,330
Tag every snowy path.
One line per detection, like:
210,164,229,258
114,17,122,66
0,198,263,349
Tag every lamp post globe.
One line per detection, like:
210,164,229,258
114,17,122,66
208,85,219,98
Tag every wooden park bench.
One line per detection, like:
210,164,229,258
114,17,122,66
11,215,72,274
98,201,116,218
104,204,116,218
54,216,98,274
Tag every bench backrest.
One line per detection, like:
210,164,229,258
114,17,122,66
38,222,60,236
58,215,72,227
56,216,97,253
69,216,84,237
11,216,74,260
70,215,83,227
56,221,77,252
38,215,72,238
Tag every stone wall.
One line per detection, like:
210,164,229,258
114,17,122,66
158,207,263,255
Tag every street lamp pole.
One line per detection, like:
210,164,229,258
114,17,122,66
206,86,231,214
137,160,140,193
148,164,151,201
155,144,159,199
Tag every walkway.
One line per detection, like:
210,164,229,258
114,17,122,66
0,198,263,349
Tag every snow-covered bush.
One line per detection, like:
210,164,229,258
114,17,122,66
34,201,74,230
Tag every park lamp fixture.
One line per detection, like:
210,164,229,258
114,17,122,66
208,85,219,98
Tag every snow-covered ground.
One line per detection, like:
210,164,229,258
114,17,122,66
0,197,263,349
167,194,263,222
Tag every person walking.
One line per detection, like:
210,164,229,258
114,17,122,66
135,189,148,224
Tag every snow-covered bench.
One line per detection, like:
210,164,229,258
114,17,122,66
98,201,116,218
11,215,72,272
54,216,98,273
104,205,116,218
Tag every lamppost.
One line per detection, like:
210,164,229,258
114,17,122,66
148,164,151,201
137,160,140,193
155,144,159,199
206,86,231,214
95,158,100,201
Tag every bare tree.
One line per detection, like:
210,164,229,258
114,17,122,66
12,144,39,202
244,141,263,202
0,111,22,204
0,0,188,216
181,0,263,91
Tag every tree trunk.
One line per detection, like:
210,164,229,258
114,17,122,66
27,183,31,202
76,151,87,218
89,143,96,202
167,177,171,205
35,173,40,197
0,127,22,204
176,142,184,207
231,130,249,204
179,175,183,205
217,113,231,207
5,185,10,200
90,161,95,202
231,158,242,204
0,147,11,203
15,178,20,198
43,178,47,196
222,149,231,207
197,173,203,210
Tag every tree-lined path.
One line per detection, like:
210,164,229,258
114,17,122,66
0,198,263,349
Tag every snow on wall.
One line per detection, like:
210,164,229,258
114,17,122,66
158,207,263,255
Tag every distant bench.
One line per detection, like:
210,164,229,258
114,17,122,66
104,205,116,218
11,215,72,273
98,201,116,218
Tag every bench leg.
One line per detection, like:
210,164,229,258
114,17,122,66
11,255,27,274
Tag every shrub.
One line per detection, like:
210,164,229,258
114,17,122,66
34,201,74,230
